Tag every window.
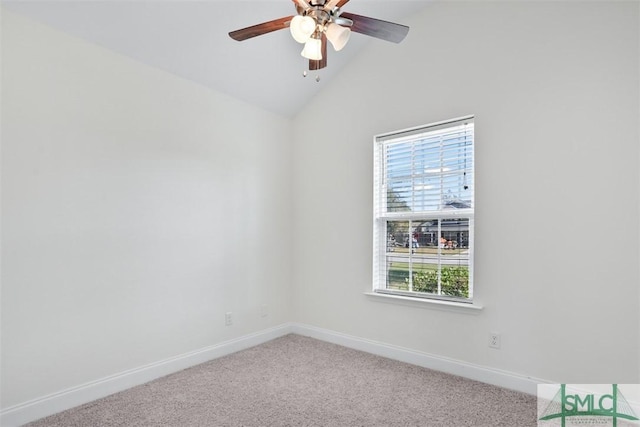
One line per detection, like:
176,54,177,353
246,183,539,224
373,116,474,302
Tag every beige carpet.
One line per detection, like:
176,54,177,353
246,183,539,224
26,334,537,426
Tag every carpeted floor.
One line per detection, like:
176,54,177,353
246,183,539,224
26,334,537,426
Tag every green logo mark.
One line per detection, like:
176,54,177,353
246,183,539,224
539,384,639,426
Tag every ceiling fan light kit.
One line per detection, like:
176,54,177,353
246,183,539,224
301,36,323,60
229,0,409,77
290,15,316,43
325,23,350,51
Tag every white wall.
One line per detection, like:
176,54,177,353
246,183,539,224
292,1,640,384
1,10,292,408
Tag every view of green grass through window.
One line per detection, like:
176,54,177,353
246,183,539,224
374,117,474,301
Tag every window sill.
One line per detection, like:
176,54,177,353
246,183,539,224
364,292,483,313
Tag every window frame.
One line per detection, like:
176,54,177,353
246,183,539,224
372,116,475,304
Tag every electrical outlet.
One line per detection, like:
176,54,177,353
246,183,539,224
489,332,501,349
225,312,233,326
260,304,268,318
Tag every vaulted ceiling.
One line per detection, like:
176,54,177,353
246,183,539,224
2,0,430,117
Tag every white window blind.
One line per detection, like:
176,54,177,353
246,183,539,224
373,116,474,302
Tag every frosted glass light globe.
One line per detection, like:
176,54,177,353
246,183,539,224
290,15,316,43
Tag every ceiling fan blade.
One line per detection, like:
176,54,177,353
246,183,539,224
324,0,349,10
229,16,294,41
292,0,310,11
339,12,409,43
309,33,328,71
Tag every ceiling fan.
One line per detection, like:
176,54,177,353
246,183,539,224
228,0,409,76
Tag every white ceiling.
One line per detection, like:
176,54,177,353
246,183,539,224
2,0,430,117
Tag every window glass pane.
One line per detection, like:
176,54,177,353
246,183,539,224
387,182,412,212
411,219,439,294
386,261,409,291
440,218,470,298
385,221,409,290
385,144,412,179
412,262,438,294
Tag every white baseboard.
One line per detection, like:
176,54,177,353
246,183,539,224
2,322,551,426
0,324,293,427
290,323,552,395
